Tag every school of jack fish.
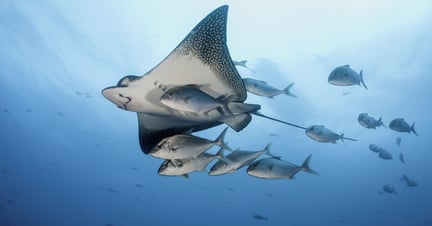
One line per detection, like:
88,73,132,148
102,5,420,187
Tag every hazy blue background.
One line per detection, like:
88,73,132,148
1,1,431,225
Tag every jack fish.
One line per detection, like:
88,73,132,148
328,65,367,89
358,113,385,129
242,78,296,98
389,118,418,136
160,85,234,115
158,148,228,177
305,125,357,143
150,127,229,160
246,155,319,179
209,143,277,176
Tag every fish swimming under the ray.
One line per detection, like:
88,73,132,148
157,148,228,178
149,127,230,160
246,154,319,179
101,5,305,154
208,143,277,176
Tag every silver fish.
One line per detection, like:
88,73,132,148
242,78,296,98
328,65,367,89
233,60,255,73
158,148,227,177
305,125,356,143
389,118,418,136
358,113,385,129
400,174,418,187
383,185,397,194
246,155,319,179
150,127,229,160
209,143,277,176
160,84,234,115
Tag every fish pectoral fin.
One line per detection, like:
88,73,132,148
220,114,252,132
181,174,189,179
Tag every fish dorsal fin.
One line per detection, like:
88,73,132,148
344,64,350,67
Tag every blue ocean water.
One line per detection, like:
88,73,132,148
1,1,432,226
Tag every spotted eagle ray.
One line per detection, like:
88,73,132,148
102,5,307,154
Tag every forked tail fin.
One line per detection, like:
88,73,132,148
301,154,319,175
283,83,297,97
360,70,368,90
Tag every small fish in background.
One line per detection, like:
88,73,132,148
150,127,229,160
252,214,267,221
369,144,392,160
328,65,367,89
399,153,406,164
401,174,418,187
305,125,357,143
25,108,32,113
389,118,418,136
378,150,393,160
246,154,319,179
383,185,397,194
75,91,92,98
2,109,9,114
396,137,402,147
358,113,385,129
341,92,351,96
233,60,256,73
369,144,384,153
242,78,297,98
209,143,277,176
158,148,229,178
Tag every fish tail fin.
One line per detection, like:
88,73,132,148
411,122,419,136
378,117,386,128
215,147,232,164
340,133,346,145
262,143,279,158
360,69,368,90
239,60,247,65
283,82,297,97
301,154,319,175
214,127,230,150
